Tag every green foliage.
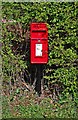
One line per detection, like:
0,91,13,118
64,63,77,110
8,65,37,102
2,96,78,118
2,2,78,102
2,96,12,118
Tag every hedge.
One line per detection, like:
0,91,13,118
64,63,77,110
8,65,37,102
2,2,78,100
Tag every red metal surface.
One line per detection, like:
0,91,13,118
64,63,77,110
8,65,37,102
30,23,48,64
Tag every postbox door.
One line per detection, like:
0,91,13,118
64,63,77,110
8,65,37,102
31,40,48,64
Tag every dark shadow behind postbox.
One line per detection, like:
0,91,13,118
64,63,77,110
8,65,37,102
30,23,48,64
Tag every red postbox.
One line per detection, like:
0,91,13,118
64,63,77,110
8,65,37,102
30,23,48,64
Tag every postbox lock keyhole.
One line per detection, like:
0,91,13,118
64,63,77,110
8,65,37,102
38,39,40,42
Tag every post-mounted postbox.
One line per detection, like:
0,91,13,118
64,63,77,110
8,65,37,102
30,23,48,64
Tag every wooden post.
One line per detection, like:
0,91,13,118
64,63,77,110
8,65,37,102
35,64,42,96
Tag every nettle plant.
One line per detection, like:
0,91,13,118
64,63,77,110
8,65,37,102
2,2,78,100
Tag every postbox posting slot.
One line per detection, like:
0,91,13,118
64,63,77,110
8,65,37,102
31,38,47,40
32,30,46,32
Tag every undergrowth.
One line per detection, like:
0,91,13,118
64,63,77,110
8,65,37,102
2,92,78,119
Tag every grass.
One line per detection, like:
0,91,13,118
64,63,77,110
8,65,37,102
2,96,12,118
2,91,78,119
